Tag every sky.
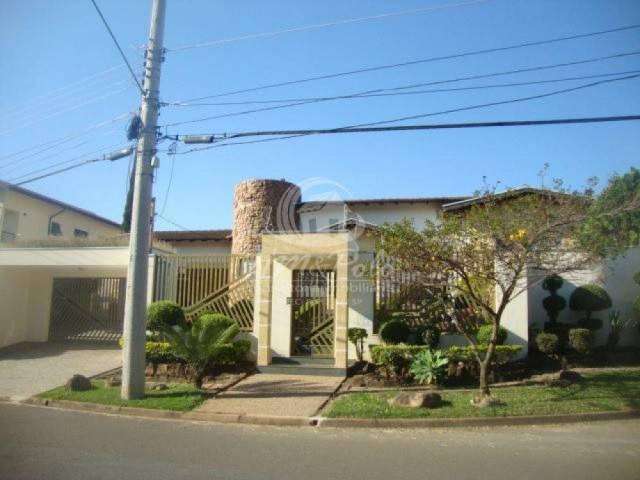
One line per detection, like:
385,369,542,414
0,0,639,231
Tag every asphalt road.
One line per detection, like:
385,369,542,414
1,403,639,480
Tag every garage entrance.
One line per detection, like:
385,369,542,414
48,277,126,343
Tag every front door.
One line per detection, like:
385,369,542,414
291,270,335,357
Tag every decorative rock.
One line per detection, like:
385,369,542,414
105,376,121,387
388,391,442,409
65,374,92,391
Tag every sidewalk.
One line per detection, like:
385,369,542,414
194,373,343,418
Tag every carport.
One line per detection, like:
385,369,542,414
0,247,130,348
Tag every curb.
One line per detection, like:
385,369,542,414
19,396,640,429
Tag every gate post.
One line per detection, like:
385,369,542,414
334,252,349,369
257,253,274,366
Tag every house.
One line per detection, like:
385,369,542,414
0,181,122,243
0,178,638,374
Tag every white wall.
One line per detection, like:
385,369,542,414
528,247,640,347
299,202,442,233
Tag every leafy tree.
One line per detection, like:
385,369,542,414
579,167,640,257
160,314,241,388
378,187,600,402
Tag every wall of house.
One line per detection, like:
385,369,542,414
527,247,640,347
0,189,121,242
167,242,232,255
298,202,442,232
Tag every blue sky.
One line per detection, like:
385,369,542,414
1,0,639,230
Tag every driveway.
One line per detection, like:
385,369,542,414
0,342,121,401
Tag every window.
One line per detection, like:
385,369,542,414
49,221,62,236
308,218,317,233
74,228,89,238
328,218,340,231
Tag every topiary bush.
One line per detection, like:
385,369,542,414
542,274,566,327
413,324,441,349
569,328,594,355
147,301,186,332
379,319,411,344
476,324,508,345
348,327,368,361
569,284,611,330
535,332,560,356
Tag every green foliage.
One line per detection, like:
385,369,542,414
414,324,441,349
606,310,636,351
579,167,640,258
476,324,508,345
379,319,411,344
118,338,179,365
542,274,564,292
535,332,560,355
569,328,594,355
160,313,242,388
370,344,521,380
569,284,612,323
147,301,186,332
409,349,449,385
634,272,640,322
348,327,368,361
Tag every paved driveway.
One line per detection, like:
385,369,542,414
0,342,121,401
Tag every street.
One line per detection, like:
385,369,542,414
1,402,639,480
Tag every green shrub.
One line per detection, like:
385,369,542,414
569,328,593,355
118,338,179,364
409,349,448,385
569,284,611,329
577,317,603,331
379,319,411,344
476,324,508,345
348,327,368,361
542,274,564,292
147,301,185,332
535,332,559,355
414,324,441,349
544,322,571,347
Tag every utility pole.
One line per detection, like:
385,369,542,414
121,0,166,400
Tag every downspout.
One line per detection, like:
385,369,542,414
48,208,66,235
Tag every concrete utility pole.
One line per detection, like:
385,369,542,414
122,0,166,400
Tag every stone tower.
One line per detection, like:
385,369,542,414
231,179,301,255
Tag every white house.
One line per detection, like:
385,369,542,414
1,178,638,374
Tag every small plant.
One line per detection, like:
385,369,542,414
569,328,594,355
476,324,508,345
347,327,368,362
569,284,612,330
147,301,186,333
607,310,637,351
541,274,566,327
379,319,411,344
536,332,560,357
409,349,449,385
160,314,243,388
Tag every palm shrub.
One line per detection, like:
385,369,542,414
569,328,594,355
347,327,368,362
541,274,566,327
160,313,242,388
569,284,612,331
409,349,449,385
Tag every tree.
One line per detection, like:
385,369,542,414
378,188,599,402
579,167,640,257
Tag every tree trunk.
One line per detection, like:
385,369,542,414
193,367,207,389
478,361,491,398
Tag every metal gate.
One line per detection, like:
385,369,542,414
291,270,335,357
49,277,126,343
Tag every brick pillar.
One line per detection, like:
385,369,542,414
257,253,273,366
334,252,349,369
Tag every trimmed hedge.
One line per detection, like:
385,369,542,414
379,319,411,344
118,338,179,364
569,328,593,355
535,332,559,355
370,343,521,366
569,284,612,318
147,301,185,332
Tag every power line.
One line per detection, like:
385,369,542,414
89,0,145,95
171,23,640,103
170,115,640,154
155,212,190,231
168,0,490,52
159,155,175,216
166,70,640,107
162,52,640,128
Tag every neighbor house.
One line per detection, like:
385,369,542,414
1,178,638,374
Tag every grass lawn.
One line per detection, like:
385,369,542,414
38,380,206,412
326,370,640,419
